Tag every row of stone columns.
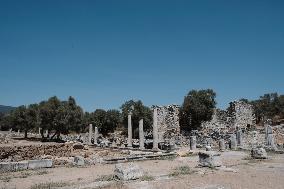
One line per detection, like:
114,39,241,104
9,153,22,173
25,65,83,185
127,107,159,150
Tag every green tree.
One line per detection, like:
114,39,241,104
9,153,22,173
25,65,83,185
120,100,152,138
0,113,13,131
11,105,32,138
52,97,83,139
251,93,284,123
103,109,121,135
180,89,216,131
38,96,61,138
25,103,41,135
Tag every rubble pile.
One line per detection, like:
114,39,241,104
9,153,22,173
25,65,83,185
0,143,73,162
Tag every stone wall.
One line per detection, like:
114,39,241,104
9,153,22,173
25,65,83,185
0,143,73,162
201,100,256,130
228,101,256,129
155,105,180,141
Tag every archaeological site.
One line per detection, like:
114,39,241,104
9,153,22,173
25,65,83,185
1,1,284,189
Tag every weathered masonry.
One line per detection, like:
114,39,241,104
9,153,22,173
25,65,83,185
201,100,256,130
154,105,180,142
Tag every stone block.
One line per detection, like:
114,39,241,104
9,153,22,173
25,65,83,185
114,163,144,180
199,151,222,167
28,159,53,169
0,161,28,173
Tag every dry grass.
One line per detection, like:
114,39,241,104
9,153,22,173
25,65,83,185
30,181,70,189
169,165,195,177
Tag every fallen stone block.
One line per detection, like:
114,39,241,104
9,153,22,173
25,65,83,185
199,151,222,167
28,159,53,169
0,161,28,173
114,163,144,180
251,148,267,159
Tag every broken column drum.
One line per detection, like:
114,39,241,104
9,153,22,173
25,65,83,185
219,139,225,151
139,119,145,150
127,113,133,148
190,136,197,150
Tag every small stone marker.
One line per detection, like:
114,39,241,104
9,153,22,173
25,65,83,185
219,139,225,151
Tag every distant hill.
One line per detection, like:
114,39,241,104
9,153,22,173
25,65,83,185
0,105,16,114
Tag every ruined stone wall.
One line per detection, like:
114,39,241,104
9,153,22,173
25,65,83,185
0,143,73,162
228,101,256,129
242,131,266,148
156,105,180,141
201,101,256,130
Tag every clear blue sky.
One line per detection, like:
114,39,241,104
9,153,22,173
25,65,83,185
0,0,283,112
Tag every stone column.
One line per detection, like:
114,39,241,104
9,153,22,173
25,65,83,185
230,135,237,150
236,129,243,146
127,113,133,148
45,130,49,138
94,126,98,145
88,124,93,145
139,119,145,150
152,107,159,150
190,136,197,150
219,139,225,151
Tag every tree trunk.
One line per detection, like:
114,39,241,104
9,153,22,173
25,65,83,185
24,130,28,138
50,132,57,139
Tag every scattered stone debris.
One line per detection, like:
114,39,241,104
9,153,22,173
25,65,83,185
73,143,84,150
0,143,72,162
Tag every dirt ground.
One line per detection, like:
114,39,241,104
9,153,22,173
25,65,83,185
1,150,284,189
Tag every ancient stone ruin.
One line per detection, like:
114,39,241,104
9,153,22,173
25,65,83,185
154,104,180,142
201,100,256,130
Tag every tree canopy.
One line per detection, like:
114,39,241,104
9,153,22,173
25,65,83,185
180,89,217,131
